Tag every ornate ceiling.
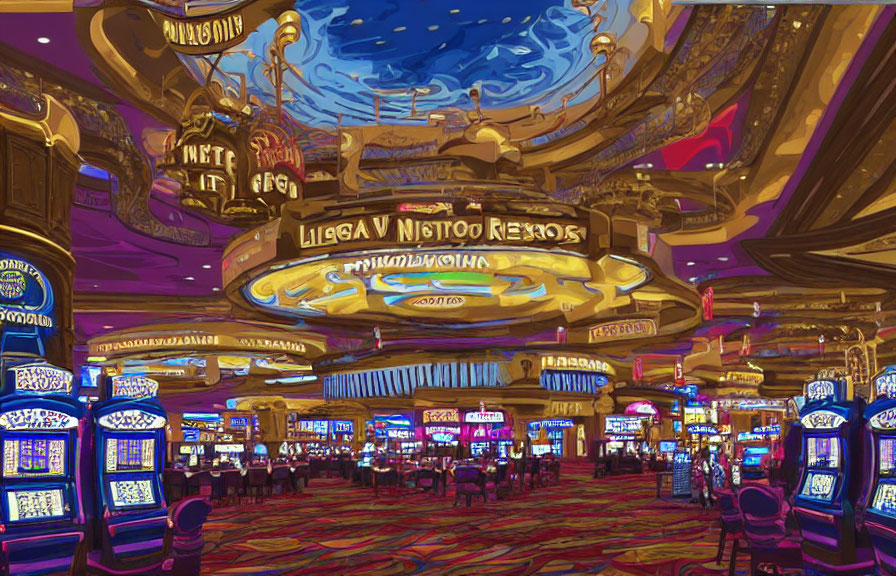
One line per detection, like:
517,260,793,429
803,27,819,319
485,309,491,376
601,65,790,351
2,0,895,409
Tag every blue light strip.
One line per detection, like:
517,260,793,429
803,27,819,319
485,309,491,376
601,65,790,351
323,361,509,400
539,370,609,395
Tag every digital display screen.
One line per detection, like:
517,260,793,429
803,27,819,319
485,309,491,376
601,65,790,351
3,438,66,478
807,436,840,469
531,444,552,456
872,482,896,517
229,417,249,429
109,479,155,508
880,438,896,476
470,442,489,456
6,489,65,522
105,438,155,473
801,471,837,501
659,441,677,453
744,456,762,467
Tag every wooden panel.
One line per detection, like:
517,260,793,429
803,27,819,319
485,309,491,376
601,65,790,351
49,150,75,244
6,133,48,220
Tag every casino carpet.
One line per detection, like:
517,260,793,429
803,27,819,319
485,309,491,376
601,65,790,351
199,464,751,576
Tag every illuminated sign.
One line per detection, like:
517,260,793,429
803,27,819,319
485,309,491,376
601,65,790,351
229,416,249,429
753,425,781,436
90,332,313,357
111,375,159,399
721,371,764,386
0,408,78,430
875,368,896,400
0,256,54,328
425,426,461,436
9,364,72,395
423,409,459,424
214,444,245,453
248,124,305,199
97,410,166,430
331,420,353,434
588,319,656,343
625,401,657,417
374,415,412,428
158,13,246,54
605,415,643,435
386,428,415,440
406,295,467,309
464,411,505,424
541,356,614,374
805,380,838,402
528,419,574,429
801,410,846,430
870,408,896,431
430,433,457,443
737,432,766,442
683,406,708,425
343,252,489,276
687,425,718,435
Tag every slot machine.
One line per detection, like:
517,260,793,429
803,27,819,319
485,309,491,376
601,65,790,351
89,374,168,573
859,366,896,575
794,375,875,574
0,361,87,576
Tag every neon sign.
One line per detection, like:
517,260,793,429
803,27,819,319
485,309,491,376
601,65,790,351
229,416,250,429
425,426,461,436
423,409,459,424
528,419,574,429
605,416,643,435
737,432,766,442
9,364,72,395
0,408,78,430
687,425,718,435
97,410,166,430
753,425,781,436
386,428,414,440
0,256,54,329
464,411,505,424
541,355,613,374
111,375,159,399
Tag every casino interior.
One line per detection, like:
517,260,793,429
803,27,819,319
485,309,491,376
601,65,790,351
1,1,896,575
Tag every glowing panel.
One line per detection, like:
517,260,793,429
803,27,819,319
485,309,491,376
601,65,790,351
0,409,77,430
801,471,837,501
806,437,840,469
871,408,896,431
7,488,65,522
880,438,896,475
872,483,896,517
801,410,846,430
105,438,155,473
109,479,155,508
9,364,72,395
3,438,65,478
111,375,159,399
97,410,166,430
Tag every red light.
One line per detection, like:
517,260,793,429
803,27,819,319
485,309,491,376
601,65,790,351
0,524,5,533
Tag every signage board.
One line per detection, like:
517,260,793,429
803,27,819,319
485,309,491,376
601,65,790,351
0,256,55,330
801,410,847,430
422,408,459,424
8,364,72,395
527,419,574,430
464,411,505,424
587,319,656,343
687,424,718,435
605,415,643,435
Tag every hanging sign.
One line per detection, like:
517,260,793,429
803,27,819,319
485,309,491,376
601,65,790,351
422,408,459,424
0,256,55,329
464,411,505,424
686,424,718,435
588,319,657,343
156,11,247,55
674,358,685,385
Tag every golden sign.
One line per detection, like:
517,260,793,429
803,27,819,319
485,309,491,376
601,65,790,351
159,13,246,54
588,319,657,343
90,332,316,357
423,408,459,424
541,356,614,375
721,371,764,386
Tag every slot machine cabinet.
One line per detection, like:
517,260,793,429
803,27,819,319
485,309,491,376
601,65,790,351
859,366,896,575
0,361,87,576
89,375,168,573
794,377,875,574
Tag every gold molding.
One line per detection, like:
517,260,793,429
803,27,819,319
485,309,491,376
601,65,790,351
0,224,75,263
0,94,80,156
0,0,72,12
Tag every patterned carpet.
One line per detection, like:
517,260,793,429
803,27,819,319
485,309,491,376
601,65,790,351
200,464,749,576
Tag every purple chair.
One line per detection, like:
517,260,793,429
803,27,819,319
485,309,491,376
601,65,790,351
160,496,213,576
453,466,486,507
715,489,745,567
733,484,802,576
417,468,437,495
270,466,291,496
220,469,243,506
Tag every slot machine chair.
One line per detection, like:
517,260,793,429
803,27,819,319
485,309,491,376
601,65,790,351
732,484,802,576
714,489,744,566
452,466,486,507
160,496,213,576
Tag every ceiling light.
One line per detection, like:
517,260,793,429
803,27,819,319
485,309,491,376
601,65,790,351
449,9,460,14
688,277,697,283
202,264,212,269
393,26,406,32
351,18,363,26
184,276,195,281
740,175,747,180
212,287,221,292
501,17,512,24
428,25,439,31
37,37,50,44
102,325,114,330
686,261,695,266
376,40,386,45
718,256,729,262
92,284,99,288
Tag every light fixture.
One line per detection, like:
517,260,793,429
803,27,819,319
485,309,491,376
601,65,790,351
202,264,212,269
102,325,114,330
449,9,460,14
393,26,406,32
686,261,695,266
350,18,363,26
740,175,747,180
718,256,729,262
212,287,221,292
92,284,99,288
184,276,195,281
688,276,697,283
37,37,50,44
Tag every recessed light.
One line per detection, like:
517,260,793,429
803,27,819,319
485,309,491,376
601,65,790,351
375,40,386,45
718,256,729,262
501,17,511,24
686,261,695,266
184,276,195,281
393,26,406,32
449,9,460,14
212,287,221,292
102,325,114,330
350,18,363,26
37,37,50,44
740,175,747,180
688,277,697,283
428,25,439,31
202,264,212,269
92,284,99,288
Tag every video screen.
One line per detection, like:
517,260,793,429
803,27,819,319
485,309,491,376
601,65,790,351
807,436,840,469
801,471,837,501
880,438,896,476
105,438,155,473
109,479,156,508
3,438,66,478
470,442,489,457
6,488,66,522
532,444,552,456
872,482,896,517
659,441,677,453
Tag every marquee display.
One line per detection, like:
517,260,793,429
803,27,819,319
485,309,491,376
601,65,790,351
540,355,614,375
587,319,657,343
540,371,608,395
422,409,459,424
870,408,896,431
805,380,839,403
605,415,643,435
244,247,649,325
324,361,509,400
528,419,574,430
0,256,55,330
464,411,505,424
111,375,159,399
8,364,72,395
801,410,847,430
0,408,78,430
97,410,166,430
875,366,896,400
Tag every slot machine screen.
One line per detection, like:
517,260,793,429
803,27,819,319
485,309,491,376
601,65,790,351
801,471,837,501
109,479,156,508
6,488,66,522
807,436,840,469
105,438,155,473
497,441,512,458
3,437,66,478
743,447,768,467
532,444,552,456
879,437,896,476
470,442,489,456
871,482,896,517
659,441,677,453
